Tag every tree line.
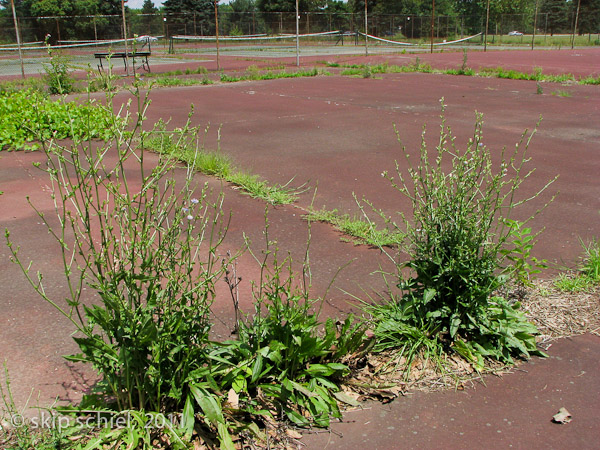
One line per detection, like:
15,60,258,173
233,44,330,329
1,0,598,43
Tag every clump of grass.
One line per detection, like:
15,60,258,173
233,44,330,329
554,238,600,292
220,67,326,83
151,76,212,87
551,90,572,97
305,208,403,247
340,67,362,76
580,75,600,85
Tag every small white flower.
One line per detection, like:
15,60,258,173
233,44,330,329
182,207,189,213
186,215,194,221
190,198,199,204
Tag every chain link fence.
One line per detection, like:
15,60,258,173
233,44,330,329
0,10,597,78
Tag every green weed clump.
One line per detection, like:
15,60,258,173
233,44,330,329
202,229,365,428
0,89,119,151
368,101,556,370
43,40,75,95
306,207,404,247
554,238,600,292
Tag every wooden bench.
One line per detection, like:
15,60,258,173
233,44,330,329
94,51,151,73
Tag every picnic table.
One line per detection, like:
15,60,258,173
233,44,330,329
94,51,151,73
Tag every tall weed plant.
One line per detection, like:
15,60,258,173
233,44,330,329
5,84,239,446
43,37,75,95
196,220,365,429
372,101,555,367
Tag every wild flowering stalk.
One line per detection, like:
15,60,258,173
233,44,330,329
368,99,557,367
5,82,235,414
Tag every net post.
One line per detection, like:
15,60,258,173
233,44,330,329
364,0,368,56
121,0,129,76
10,0,25,79
295,0,300,67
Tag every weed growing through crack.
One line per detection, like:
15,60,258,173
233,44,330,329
367,100,557,370
554,238,600,292
146,119,302,205
551,90,572,97
200,217,366,428
5,83,241,448
43,37,75,95
305,207,403,247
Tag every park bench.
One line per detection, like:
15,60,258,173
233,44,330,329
94,51,151,73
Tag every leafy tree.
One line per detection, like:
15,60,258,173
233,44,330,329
142,0,157,14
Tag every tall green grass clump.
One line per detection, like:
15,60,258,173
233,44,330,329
554,238,600,292
369,101,556,369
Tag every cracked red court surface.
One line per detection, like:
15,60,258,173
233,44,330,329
1,48,599,448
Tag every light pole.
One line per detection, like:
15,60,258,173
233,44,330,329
571,0,581,49
121,0,129,75
10,0,25,78
532,0,539,50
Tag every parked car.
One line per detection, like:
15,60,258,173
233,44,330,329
508,31,524,36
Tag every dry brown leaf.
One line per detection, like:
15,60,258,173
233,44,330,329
227,388,239,409
552,407,572,424
285,428,303,440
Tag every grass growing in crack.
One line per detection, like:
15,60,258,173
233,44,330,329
305,207,404,247
145,120,301,205
220,67,327,83
335,59,597,85
551,90,572,97
150,76,214,87
554,238,600,293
